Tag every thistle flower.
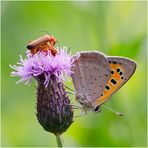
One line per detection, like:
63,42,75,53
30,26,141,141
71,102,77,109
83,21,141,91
10,48,73,87
10,48,74,146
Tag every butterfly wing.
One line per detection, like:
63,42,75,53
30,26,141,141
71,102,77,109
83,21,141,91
95,57,137,106
71,51,110,107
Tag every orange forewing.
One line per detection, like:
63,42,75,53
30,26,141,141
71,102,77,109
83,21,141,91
95,63,125,105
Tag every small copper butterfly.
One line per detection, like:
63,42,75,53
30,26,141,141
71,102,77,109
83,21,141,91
71,51,137,112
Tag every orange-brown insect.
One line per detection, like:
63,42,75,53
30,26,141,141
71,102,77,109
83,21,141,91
27,35,58,56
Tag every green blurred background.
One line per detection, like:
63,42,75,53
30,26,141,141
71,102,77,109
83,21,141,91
1,1,147,147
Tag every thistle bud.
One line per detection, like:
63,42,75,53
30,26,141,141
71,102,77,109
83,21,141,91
36,75,73,134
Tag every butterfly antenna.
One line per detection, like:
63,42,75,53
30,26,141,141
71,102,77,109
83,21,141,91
102,105,123,116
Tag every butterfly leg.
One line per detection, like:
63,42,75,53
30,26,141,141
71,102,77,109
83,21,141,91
64,84,76,95
66,104,88,118
74,110,87,119
66,91,76,96
65,104,82,109
63,84,74,92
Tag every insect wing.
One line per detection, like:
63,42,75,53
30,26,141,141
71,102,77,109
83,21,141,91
95,57,137,106
71,51,110,105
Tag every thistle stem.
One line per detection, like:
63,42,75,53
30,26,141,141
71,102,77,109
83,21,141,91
55,134,63,148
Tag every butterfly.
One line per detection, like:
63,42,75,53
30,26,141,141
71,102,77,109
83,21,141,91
71,51,137,112
27,35,58,56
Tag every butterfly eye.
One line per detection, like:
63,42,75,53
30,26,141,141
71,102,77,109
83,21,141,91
94,105,101,112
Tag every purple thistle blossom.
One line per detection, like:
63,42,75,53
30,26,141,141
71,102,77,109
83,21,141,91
10,46,74,140
10,47,74,87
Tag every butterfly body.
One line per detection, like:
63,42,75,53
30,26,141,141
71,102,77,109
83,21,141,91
71,51,137,112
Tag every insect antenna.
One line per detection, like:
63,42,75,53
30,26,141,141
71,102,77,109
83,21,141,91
40,30,50,35
102,105,123,116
